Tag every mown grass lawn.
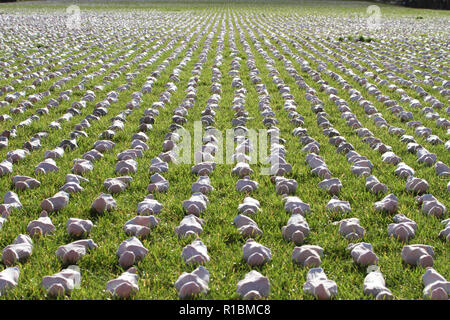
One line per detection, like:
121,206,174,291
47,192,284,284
0,0,448,300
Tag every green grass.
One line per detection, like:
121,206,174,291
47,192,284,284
0,1,448,300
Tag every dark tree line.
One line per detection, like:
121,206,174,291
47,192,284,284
379,0,449,9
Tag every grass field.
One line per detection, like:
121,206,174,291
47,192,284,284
0,0,448,300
